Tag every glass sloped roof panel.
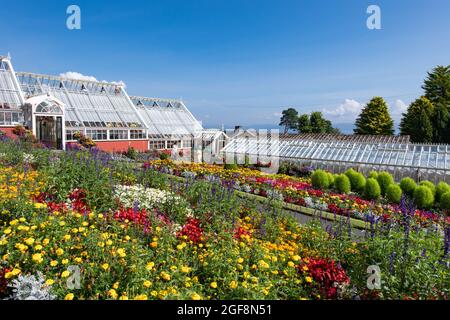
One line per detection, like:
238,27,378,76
0,60,23,108
222,136,450,172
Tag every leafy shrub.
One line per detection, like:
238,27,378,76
436,182,450,202
413,186,435,209
311,170,330,190
400,177,417,197
124,146,138,160
368,171,378,179
419,180,436,196
159,152,170,160
440,192,450,211
364,178,381,200
386,184,402,204
224,163,238,170
327,173,335,187
345,169,366,193
377,172,394,195
334,174,351,194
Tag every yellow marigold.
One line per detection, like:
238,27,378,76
25,238,35,246
150,241,158,248
108,289,118,299
143,280,152,288
64,234,71,241
210,282,218,289
160,271,171,281
56,248,64,256
191,293,202,300
65,293,74,300
61,271,70,278
229,281,238,289
45,279,55,286
258,260,269,269
288,261,295,268
305,276,313,283
3,228,12,235
32,253,43,264
116,248,126,258
62,259,69,265
146,262,155,271
101,263,109,271
134,294,148,300
181,266,191,273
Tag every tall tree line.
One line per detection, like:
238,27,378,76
279,109,340,134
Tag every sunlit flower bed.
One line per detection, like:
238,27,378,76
147,160,449,227
0,140,449,300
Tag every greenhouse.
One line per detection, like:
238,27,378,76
222,134,450,183
0,55,224,153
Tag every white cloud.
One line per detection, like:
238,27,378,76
273,112,282,117
59,71,98,82
390,99,408,117
322,99,362,120
59,71,127,88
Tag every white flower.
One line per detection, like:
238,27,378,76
8,272,56,300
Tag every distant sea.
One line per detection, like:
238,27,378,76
204,123,356,135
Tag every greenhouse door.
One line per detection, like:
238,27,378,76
36,116,63,149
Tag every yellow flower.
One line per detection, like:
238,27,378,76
113,282,120,289
288,261,295,267
180,266,191,273
116,248,126,258
65,293,74,300
34,244,43,251
25,237,35,245
62,259,69,265
305,276,313,283
237,257,244,264
150,241,158,248
56,248,64,256
134,294,148,300
292,255,301,261
146,262,155,271
43,238,50,245
108,289,118,299
3,228,12,235
143,280,152,288
210,282,218,289
74,257,82,263
61,270,70,278
229,281,238,289
45,279,55,286
160,271,171,281
101,263,109,271
64,234,71,241
258,260,270,269
32,253,43,264
191,293,202,300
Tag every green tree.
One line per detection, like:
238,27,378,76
310,112,326,133
422,65,450,106
399,96,434,143
431,102,449,143
354,97,394,135
298,114,312,133
279,108,298,134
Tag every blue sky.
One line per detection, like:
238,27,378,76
2,0,449,132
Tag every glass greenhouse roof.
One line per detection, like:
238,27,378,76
130,96,203,138
222,136,450,171
16,72,146,129
0,58,23,109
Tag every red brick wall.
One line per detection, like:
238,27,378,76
94,140,149,153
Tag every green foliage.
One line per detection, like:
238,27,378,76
354,97,394,135
124,146,138,160
368,171,378,179
334,174,351,194
327,172,335,187
376,171,394,196
422,65,450,105
297,114,312,133
400,177,417,197
419,180,436,196
440,192,450,211
279,108,299,133
386,184,403,204
413,186,435,209
364,178,381,200
159,152,170,160
298,112,340,134
436,182,450,202
400,97,434,143
345,169,366,193
311,170,330,190
224,163,239,170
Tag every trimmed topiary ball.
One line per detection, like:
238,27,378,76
335,174,351,194
377,172,394,196
436,182,450,202
365,178,381,200
419,180,436,196
345,169,366,193
311,170,330,190
327,172,335,188
440,192,450,211
368,171,378,179
386,184,402,204
400,177,417,197
413,185,435,209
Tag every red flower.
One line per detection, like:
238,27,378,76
177,218,203,244
233,226,251,240
0,266,11,298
